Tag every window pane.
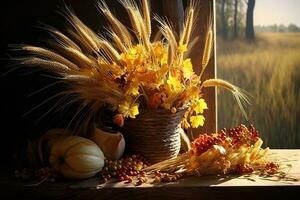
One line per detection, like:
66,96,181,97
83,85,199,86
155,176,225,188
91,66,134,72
216,0,300,148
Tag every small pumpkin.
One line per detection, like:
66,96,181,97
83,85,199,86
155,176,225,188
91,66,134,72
49,136,105,179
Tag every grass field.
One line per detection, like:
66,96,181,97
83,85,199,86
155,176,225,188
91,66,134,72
217,32,300,148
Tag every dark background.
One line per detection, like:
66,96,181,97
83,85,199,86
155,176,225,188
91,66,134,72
0,0,189,169
0,0,131,169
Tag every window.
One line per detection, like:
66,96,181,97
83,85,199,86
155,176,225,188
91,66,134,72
216,0,300,148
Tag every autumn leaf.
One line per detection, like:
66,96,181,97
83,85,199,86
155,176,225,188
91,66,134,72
148,93,162,109
194,98,208,114
190,115,205,128
167,75,183,92
118,101,139,118
178,43,188,53
182,58,194,79
126,83,140,96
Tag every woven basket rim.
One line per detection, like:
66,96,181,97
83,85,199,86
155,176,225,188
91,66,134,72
137,107,186,114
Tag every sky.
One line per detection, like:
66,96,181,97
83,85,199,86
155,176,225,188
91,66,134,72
254,0,300,26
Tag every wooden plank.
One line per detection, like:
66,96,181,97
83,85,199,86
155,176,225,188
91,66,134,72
1,150,299,200
191,0,217,135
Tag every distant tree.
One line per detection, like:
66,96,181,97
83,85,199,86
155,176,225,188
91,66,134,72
270,24,278,32
278,24,286,32
233,0,238,38
288,24,300,32
221,0,228,39
245,0,255,40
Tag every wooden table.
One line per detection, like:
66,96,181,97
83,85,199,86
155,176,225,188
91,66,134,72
1,150,300,200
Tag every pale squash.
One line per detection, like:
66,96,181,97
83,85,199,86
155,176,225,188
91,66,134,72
89,128,125,160
49,136,105,179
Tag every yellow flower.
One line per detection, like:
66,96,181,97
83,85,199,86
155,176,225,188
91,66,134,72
178,43,188,53
182,58,194,79
126,86,139,96
190,115,205,128
118,101,139,118
153,43,165,58
120,45,144,67
167,75,183,92
194,98,208,114
160,54,168,65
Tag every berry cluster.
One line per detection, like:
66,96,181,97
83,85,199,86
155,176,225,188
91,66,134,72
235,164,254,174
191,124,260,156
100,154,150,184
191,134,220,155
260,162,279,175
224,124,259,148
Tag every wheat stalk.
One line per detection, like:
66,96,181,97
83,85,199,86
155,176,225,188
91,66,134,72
97,36,121,62
179,0,196,45
22,46,79,70
142,0,151,38
97,1,132,46
66,13,100,53
202,79,251,120
137,11,151,51
44,26,81,51
199,14,214,79
106,29,127,52
66,29,95,53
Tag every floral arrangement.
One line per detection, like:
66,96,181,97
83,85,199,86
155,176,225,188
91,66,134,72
18,0,249,131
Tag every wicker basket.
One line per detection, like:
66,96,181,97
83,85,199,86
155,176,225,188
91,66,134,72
123,108,185,163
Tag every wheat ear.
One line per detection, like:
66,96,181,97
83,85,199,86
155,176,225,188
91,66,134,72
202,79,251,120
106,29,127,52
97,1,132,46
97,36,121,62
64,10,100,53
66,29,95,53
22,46,79,70
179,0,196,45
199,15,214,79
43,26,81,51
142,0,151,38
121,0,143,41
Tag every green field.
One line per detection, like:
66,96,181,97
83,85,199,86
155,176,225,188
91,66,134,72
217,32,300,148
